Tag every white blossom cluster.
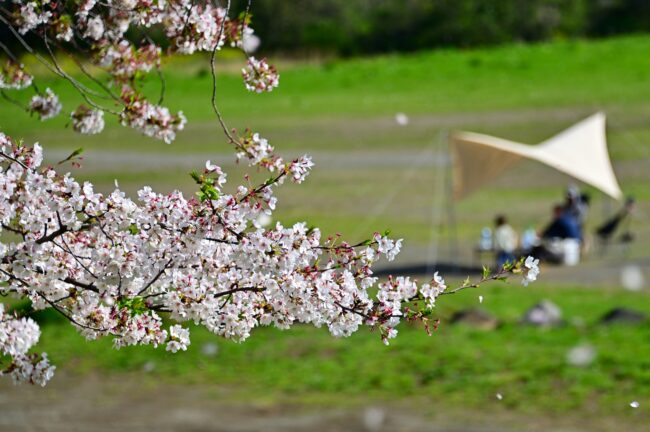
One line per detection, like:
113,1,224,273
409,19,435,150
242,57,280,93
0,62,33,90
28,88,62,121
99,42,161,82
71,106,105,135
83,15,105,40
521,256,540,286
0,304,55,386
236,133,274,166
3,1,265,143
167,324,190,353
15,0,53,35
235,131,285,172
119,88,187,144
164,0,228,54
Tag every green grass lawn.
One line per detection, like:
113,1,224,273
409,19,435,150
4,34,650,151
16,281,650,420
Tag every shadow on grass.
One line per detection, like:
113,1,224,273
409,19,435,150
374,261,482,277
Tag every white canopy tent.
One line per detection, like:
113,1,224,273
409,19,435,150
450,112,623,201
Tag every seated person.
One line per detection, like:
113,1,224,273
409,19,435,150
532,204,581,264
520,226,539,255
564,185,589,230
494,215,517,268
542,204,581,241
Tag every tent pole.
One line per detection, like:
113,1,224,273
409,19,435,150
444,130,460,272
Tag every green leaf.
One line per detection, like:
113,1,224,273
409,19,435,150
57,147,84,165
201,184,219,200
190,170,202,184
117,296,148,317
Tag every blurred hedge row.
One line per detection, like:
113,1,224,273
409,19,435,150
234,0,650,55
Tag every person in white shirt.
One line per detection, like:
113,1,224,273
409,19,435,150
494,214,518,267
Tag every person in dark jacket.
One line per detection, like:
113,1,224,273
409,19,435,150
531,204,581,264
542,204,581,241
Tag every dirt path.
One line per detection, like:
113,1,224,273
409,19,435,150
0,373,641,432
0,374,491,432
44,148,449,173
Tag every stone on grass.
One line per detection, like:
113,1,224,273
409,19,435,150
394,112,409,126
521,300,563,327
599,307,647,325
362,407,386,432
449,308,499,330
142,361,156,373
566,344,596,367
201,342,219,357
621,265,645,291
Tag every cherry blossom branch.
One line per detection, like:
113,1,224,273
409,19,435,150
214,286,265,298
0,1,541,388
137,258,174,295
41,35,118,113
0,151,29,169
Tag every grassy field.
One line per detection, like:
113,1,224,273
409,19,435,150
2,35,650,427
2,35,650,255
7,281,648,426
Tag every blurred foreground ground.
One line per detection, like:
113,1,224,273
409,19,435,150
1,371,647,432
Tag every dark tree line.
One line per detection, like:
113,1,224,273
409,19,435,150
233,0,650,56
2,0,649,57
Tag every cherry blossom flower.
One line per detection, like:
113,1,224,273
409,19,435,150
29,88,62,121
0,114,539,388
71,106,105,135
83,16,105,41
17,2,52,35
0,304,55,386
6,353,55,386
242,57,280,93
165,1,228,54
522,256,540,286
54,15,74,42
374,233,402,261
420,272,447,307
99,41,161,82
166,325,191,353
0,62,33,90
288,156,314,184
119,88,186,143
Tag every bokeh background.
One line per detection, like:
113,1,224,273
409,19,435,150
1,1,650,431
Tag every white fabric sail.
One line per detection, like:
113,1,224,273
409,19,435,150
450,112,623,201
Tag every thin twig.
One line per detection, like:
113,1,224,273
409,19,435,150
210,0,237,144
